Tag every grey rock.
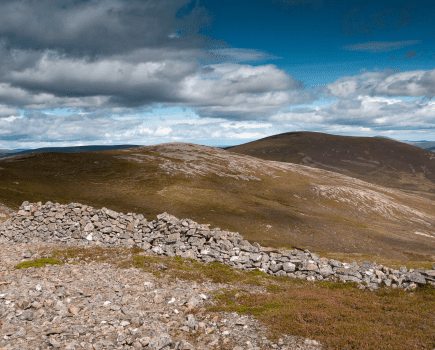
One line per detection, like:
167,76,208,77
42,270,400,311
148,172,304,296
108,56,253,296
335,268,362,279
338,275,361,283
148,333,172,350
186,314,198,330
21,310,34,321
282,262,296,272
298,261,319,272
318,264,333,277
399,266,408,273
105,209,119,219
384,279,392,287
359,261,376,272
406,271,426,285
328,259,342,268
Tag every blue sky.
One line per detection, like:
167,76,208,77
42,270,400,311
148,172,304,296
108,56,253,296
0,0,434,149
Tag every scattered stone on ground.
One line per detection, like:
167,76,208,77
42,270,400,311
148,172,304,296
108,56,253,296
1,241,322,350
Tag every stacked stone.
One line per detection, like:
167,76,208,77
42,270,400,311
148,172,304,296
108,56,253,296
1,201,434,291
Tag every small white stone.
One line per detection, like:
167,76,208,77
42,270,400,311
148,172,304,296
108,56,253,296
168,298,175,304
120,320,130,327
174,309,179,314
35,284,42,291
103,301,111,306
86,233,93,241
222,331,230,335
199,294,207,300
100,321,107,324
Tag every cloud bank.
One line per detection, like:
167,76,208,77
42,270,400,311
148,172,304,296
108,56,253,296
0,0,434,147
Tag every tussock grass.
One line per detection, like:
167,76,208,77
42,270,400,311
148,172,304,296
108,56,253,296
32,245,435,349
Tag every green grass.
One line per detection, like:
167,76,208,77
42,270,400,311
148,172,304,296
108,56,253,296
14,258,63,269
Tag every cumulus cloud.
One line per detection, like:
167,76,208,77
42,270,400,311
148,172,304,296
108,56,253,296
0,0,312,122
4,52,198,107
0,112,141,143
0,104,18,117
0,0,217,58
1,47,313,117
271,95,435,137
178,63,315,119
319,68,435,99
0,110,276,148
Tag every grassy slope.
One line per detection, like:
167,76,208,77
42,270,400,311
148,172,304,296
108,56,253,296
0,146,434,262
228,131,435,200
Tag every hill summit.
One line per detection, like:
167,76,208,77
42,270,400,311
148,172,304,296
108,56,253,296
228,131,435,198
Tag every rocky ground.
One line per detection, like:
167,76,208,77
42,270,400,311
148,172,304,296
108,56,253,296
1,201,435,349
0,242,322,350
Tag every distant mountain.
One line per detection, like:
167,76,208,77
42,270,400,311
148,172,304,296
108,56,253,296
0,145,140,158
403,141,435,150
0,149,29,154
227,131,435,198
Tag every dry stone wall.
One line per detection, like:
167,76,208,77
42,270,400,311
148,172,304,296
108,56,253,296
1,201,434,292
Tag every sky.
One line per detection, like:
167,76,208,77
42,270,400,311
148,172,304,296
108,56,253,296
0,0,435,149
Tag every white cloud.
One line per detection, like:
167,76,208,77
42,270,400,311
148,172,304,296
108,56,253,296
0,50,313,120
0,82,110,110
271,94,435,138
322,68,435,99
155,127,172,136
178,63,314,119
0,110,279,149
0,104,18,116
